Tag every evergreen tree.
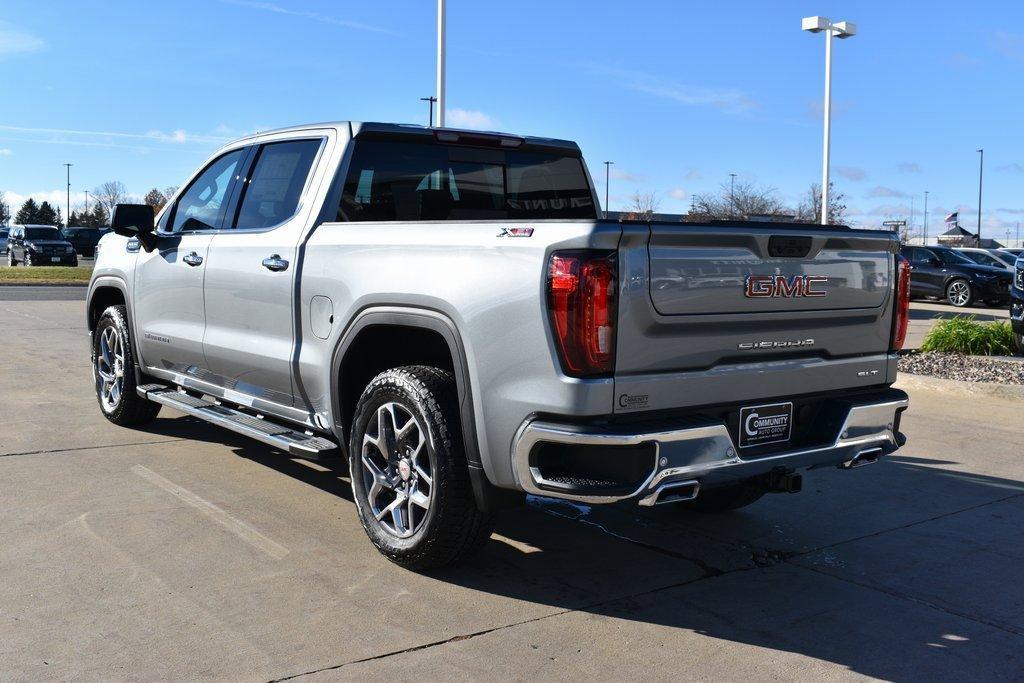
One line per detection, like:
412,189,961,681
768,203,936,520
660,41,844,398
36,201,61,227
15,198,40,224
0,195,9,225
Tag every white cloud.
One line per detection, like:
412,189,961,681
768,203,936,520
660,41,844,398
866,186,909,198
669,188,687,200
0,124,229,145
0,148,12,156
0,22,44,58
897,162,923,173
685,169,702,181
995,162,1024,174
592,66,755,114
446,108,498,130
610,168,645,182
834,166,866,182
220,0,396,35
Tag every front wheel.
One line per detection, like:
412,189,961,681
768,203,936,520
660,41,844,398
349,366,493,570
946,279,974,308
92,305,161,426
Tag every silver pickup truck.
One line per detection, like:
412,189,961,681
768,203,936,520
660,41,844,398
87,121,910,569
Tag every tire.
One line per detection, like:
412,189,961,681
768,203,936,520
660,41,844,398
348,366,493,570
6,250,15,266
945,278,974,308
24,251,33,267
91,305,161,426
677,478,767,513
1015,331,1024,357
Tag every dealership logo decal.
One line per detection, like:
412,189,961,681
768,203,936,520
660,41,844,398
744,275,828,298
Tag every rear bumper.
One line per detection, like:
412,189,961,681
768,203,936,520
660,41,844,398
512,389,909,505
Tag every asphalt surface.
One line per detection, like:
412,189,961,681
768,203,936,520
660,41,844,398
1,289,1022,680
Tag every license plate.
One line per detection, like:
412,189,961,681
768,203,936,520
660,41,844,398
51,257,60,262
738,402,793,449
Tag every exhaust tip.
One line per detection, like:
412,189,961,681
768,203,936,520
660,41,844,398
840,447,883,469
639,479,700,507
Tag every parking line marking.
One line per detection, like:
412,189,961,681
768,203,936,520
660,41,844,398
131,464,290,560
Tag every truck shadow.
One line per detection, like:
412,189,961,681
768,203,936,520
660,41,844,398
210,433,1024,679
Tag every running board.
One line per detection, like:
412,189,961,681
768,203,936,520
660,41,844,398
137,384,337,459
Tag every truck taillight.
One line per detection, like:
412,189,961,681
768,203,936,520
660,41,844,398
547,251,617,377
892,255,911,351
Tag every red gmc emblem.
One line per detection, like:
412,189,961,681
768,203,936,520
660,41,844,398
744,275,828,298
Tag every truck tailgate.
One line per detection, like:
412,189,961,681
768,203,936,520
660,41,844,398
614,222,898,413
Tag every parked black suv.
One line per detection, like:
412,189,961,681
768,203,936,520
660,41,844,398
900,245,1012,308
61,226,107,257
7,225,78,267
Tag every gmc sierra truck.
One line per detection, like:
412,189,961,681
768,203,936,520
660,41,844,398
87,121,910,569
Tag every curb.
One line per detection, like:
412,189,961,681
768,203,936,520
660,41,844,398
0,282,88,286
895,372,1024,401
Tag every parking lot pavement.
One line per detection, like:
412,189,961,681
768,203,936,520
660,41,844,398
906,300,1009,349
2,289,1022,680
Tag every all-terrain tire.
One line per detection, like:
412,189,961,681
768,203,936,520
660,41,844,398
92,305,161,426
349,365,493,570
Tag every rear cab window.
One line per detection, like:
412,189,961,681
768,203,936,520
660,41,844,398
338,138,597,221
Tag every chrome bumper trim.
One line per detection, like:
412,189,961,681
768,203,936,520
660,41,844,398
512,397,909,505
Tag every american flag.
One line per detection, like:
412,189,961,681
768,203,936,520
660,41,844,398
944,211,958,226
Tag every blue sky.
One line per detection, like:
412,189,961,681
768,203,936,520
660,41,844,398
1,0,1023,241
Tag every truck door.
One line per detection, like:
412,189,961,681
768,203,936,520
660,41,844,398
134,148,248,376
201,137,326,408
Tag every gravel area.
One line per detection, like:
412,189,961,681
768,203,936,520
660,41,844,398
899,351,1024,385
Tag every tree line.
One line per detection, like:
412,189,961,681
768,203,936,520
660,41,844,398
0,181,178,229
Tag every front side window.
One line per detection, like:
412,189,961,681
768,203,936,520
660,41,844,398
338,139,596,222
169,149,245,233
234,139,320,229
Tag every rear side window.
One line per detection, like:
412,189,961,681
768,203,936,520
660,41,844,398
170,149,246,233
234,139,321,229
338,139,596,221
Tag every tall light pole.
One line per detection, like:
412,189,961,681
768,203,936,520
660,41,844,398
923,190,929,245
420,96,437,127
729,173,737,216
604,161,614,217
976,148,984,246
436,0,446,128
84,190,90,218
802,16,856,225
63,163,73,228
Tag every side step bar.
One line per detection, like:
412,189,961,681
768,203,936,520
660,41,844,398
137,384,337,459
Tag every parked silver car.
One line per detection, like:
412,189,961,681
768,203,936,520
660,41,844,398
86,121,910,569
956,247,1016,270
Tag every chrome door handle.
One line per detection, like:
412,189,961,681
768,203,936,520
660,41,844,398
182,251,203,267
262,254,289,272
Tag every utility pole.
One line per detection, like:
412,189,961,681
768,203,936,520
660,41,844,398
976,148,984,246
729,173,737,216
63,163,73,228
420,96,437,127
436,0,446,128
923,190,929,245
910,195,914,237
84,190,90,218
604,161,614,217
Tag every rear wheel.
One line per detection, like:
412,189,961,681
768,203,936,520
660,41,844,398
92,305,161,426
946,279,974,308
678,478,767,513
348,366,493,570
6,249,15,266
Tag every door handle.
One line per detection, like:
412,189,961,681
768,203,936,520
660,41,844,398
183,251,203,267
262,254,289,272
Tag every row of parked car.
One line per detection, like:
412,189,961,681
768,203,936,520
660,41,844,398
899,244,1023,308
0,224,109,267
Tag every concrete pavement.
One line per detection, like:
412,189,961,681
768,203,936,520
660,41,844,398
1,290,1022,680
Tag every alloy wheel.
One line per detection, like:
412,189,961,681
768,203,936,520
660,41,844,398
948,281,971,307
95,326,125,412
361,401,433,538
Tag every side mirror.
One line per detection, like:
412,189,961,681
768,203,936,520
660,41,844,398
110,204,157,251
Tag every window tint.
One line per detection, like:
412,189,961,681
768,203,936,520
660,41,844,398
170,149,245,233
234,140,320,229
25,227,62,240
339,139,596,221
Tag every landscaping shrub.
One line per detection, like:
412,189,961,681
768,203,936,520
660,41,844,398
920,316,1016,356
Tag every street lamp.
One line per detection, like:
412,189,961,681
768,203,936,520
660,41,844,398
923,190,929,245
63,163,73,228
976,148,984,245
729,173,737,216
420,96,437,127
436,0,446,127
604,161,614,217
802,16,856,225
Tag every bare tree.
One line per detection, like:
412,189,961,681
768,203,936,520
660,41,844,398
690,180,786,220
624,191,660,220
795,182,848,225
93,181,129,219
164,185,179,201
